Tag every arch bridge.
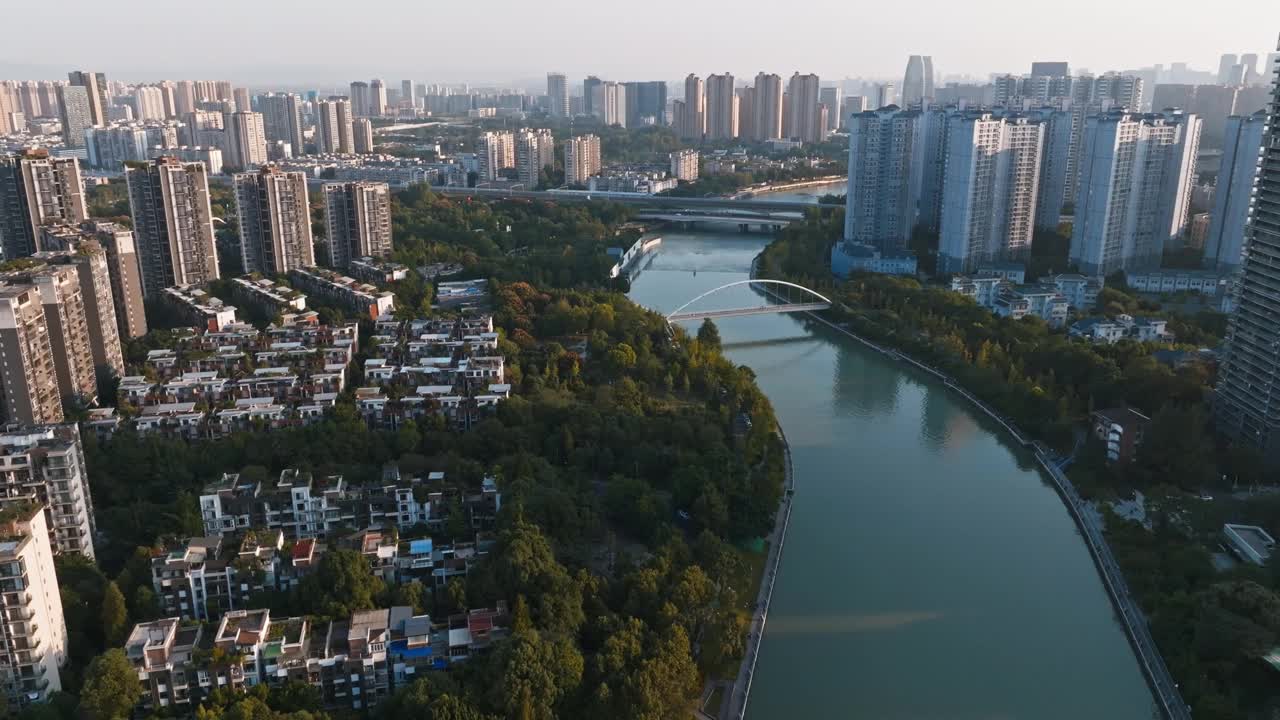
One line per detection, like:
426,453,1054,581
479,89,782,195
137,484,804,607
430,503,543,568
666,280,832,323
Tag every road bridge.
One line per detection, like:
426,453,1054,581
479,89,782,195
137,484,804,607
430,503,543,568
429,185,839,214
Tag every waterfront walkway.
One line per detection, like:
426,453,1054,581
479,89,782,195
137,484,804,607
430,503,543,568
723,425,794,720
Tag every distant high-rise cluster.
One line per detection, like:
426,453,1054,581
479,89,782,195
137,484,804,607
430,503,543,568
844,103,1201,275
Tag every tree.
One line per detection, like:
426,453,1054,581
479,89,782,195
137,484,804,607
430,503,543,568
489,600,583,720
697,319,721,349
299,549,386,618
78,649,142,720
101,582,128,647
392,580,428,614
475,519,584,634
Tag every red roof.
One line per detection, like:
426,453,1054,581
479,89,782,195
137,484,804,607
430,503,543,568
292,538,316,561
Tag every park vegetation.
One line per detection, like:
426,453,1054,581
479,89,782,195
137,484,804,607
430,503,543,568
30,194,784,720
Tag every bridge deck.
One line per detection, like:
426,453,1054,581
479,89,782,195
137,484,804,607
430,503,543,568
668,302,831,322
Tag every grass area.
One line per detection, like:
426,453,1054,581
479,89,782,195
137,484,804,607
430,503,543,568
735,543,770,612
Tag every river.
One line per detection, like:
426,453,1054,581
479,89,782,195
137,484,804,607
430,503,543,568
627,230,1155,720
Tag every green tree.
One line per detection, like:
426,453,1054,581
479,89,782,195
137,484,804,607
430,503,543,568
489,599,584,720
101,581,128,647
392,580,428,614
697,319,721,349
299,549,386,617
78,649,142,720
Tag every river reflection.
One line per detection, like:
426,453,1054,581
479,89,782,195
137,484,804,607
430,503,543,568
629,231,1156,720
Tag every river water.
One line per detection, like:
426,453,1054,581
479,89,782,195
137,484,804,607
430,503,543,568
627,222,1155,719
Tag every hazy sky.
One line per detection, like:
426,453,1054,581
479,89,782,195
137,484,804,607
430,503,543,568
4,0,1279,87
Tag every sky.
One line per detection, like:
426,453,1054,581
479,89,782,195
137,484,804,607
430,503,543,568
4,0,1280,88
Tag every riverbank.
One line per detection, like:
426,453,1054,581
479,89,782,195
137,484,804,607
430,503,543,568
750,257,1187,720
724,423,794,720
727,176,846,200
635,232,1154,718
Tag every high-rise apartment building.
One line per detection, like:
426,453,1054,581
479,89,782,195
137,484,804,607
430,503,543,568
515,129,554,188
173,80,196,115
583,76,603,117
0,504,68,708
0,425,95,558
1028,107,1079,231
670,149,699,181
223,110,268,170
0,150,87,259
1069,111,1202,275
370,79,387,116
592,81,627,128
0,285,61,425
1031,62,1070,78
784,73,822,143
353,118,375,154
156,81,177,118
322,182,393,268
565,134,601,186
67,70,108,126
317,97,354,154
820,87,842,132
86,221,148,338
32,230,126,376
1215,52,1280,463
753,73,784,141
938,113,1045,273
624,81,667,127
844,107,925,250
1204,112,1268,272
1087,74,1145,112
901,56,935,108
231,87,251,113
1219,54,1241,84
350,81,371,117
679,75,705,141
476,131,515,182
882,83,900,108
547,73,569,117
705,74,739,140
233,167,314,275
259,93,304,156
1189,85,1240,148
401,79,415,108
83,125,146,170
56,84,93,148
125,157,220,295
133,85,166,122
9,264,97,403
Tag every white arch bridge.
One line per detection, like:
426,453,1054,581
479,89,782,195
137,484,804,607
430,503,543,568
666,280,833,323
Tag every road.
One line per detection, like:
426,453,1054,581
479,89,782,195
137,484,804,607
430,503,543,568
429,184,839,215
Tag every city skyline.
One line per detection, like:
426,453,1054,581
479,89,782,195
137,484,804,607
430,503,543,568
2,2,1277,85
